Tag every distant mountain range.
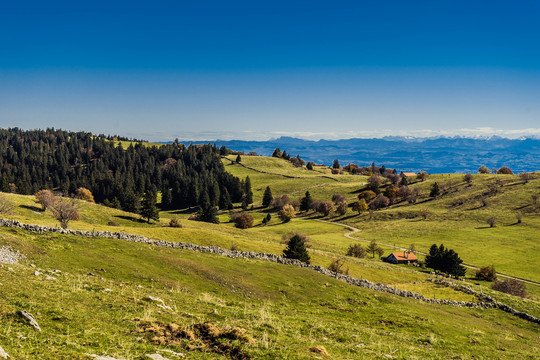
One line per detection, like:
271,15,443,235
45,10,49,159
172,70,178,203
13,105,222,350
186,136,540,173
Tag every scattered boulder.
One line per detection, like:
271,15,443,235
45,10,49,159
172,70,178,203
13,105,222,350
17,310,41,331
144,296,173,311
146,354,172,360
309,345,329,356
86,355,125,360
159,349,185,358
0,345,9,359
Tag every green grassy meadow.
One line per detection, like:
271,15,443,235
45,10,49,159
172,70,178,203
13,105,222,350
0,227,539,359
0,154,539,359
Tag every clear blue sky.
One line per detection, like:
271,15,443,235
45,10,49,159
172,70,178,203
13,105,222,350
1,0,539,140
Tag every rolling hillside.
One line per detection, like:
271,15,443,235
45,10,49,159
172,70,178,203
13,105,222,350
0,154,538,359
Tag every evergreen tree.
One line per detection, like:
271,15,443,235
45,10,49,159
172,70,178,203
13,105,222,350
244,176,253,204
300,191,313,211
430,182,441,198
332,159,340,169
198,200,219,224
283,234,310,264
272,148,282,158
161,188,172,210
236,154,242,163
122,190,140,213
425,243,466,278
306,162,314,170
140,190,159,223
262,186,273,208
219,188,233,210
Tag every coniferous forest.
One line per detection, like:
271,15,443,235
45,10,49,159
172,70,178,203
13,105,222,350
0,128,243,211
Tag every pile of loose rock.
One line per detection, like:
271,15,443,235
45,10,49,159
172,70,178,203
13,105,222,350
0,246,25,265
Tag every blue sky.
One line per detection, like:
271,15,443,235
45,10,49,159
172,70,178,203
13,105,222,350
0,1,539,140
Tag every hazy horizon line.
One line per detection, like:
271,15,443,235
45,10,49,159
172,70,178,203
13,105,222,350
152,127,540,143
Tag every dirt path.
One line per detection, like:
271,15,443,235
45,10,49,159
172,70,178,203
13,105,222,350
314,218,540,286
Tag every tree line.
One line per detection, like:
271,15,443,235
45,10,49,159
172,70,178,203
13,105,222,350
0,128,244,212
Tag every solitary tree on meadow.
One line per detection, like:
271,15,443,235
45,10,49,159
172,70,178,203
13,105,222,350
262,186,273,208
283,234,310,264
50,197,80,229
430,182,441,198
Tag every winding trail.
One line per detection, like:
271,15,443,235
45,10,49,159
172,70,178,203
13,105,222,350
314,218,540,286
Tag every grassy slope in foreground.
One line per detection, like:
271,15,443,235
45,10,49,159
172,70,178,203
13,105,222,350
0,227,539,359
222,156,540,283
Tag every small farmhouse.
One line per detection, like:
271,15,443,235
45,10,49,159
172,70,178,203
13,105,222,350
403,172,417,177
384,251,418,265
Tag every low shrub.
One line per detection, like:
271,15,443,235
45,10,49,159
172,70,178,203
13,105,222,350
475,265,496,281
328,258,349,275
346,243,366,258
169,217,182,228
491,279,528,298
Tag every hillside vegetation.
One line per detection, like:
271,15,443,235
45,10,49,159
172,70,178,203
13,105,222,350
223,156,540,284
0,227,539,359
0,140,539,359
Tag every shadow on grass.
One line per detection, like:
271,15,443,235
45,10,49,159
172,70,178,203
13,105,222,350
114,215,147,223
475,226,492,229
19,204,43,212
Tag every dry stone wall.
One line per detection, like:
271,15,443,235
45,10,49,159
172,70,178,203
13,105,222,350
0,217,538,324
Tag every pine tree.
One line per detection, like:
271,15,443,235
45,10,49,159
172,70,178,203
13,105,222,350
236,154,242,163
430,182,441,198
140,190,159,223
332,159,340,169
300,191,313,211
283,235,310,264
219,188,233,209
262,186,273,207
198,200,219,224
244,176,253,204
161,188,172,210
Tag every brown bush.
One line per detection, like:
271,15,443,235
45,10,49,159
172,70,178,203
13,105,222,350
476,265,496,281
233,213,254,229
331,193,345,204
358,190,376,202
328,258,349,275
317,201,335,216
491,279,527,298
76,187,95,203
169,217,182,228
272,195,290,209
0,194,14,214
369,194,390,210
352,199,368,214
50,198,80,229
35,189,55,211
336,200,348,215
278,204,296,222
346,243,366,258
497,166,513,174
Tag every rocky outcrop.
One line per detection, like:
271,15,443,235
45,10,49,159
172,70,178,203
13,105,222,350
1,217,538,324
0,345,9,359
0,246,25,264
16,310,41,331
